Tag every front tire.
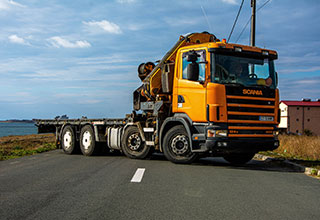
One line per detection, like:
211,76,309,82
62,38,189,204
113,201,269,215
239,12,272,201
121,126,150,159
61,125,78,154
223,153,255,165
163,125,197,164
80,125,99,156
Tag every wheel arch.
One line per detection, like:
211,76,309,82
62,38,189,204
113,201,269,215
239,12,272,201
159,116,192,152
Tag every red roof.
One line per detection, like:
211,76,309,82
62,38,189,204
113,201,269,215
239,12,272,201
281,100,320,107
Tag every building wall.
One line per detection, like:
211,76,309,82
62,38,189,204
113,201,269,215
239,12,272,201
303,107,320,135
287,106,320,135
279,103,288,128
288,106,303,134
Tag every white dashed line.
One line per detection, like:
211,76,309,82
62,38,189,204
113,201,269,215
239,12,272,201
10,161,20,165
131,168,145,183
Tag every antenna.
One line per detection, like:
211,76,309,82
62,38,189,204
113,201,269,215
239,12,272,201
200,4,213,33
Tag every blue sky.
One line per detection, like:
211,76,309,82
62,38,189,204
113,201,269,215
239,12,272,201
0,0,319,120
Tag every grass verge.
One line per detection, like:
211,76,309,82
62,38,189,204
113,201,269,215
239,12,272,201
0,134,56,161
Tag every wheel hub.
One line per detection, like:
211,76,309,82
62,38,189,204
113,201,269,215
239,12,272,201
171,135,189,155
82,131,92,150
63,131,72,150
128,134,141,151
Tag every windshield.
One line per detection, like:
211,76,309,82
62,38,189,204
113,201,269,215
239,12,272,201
212,53,277,89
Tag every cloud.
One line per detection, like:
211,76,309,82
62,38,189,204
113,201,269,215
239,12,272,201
8,34,30,45
222,0,238,5
279,76,320,100
83,20,122,34
280,66,320,74
0,0,25,10
48,36,91,48
116,0,136,3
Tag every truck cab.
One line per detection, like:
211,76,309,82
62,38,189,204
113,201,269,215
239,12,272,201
166,39,279,163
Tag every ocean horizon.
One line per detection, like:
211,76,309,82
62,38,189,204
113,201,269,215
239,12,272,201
0,122,38,137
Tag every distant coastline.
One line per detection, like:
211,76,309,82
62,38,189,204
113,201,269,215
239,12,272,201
0,120,34,123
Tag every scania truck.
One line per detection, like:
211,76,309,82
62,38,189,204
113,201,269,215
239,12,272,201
35,32,280,164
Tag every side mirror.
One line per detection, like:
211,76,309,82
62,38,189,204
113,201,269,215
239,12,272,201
186,50,199,62
275,71,278,87
187,62,199,81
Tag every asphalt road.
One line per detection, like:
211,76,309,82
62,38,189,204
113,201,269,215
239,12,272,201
1,150,319,220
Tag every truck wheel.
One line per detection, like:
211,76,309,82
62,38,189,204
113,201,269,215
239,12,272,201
163,125,197,164
61,125,77,154
80,125,98,156
223,153,255,165
121,126,150,159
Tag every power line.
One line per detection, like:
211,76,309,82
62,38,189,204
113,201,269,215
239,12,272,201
235,0,272,43
227,0,245,43
257,0,271,11
235,16,251,43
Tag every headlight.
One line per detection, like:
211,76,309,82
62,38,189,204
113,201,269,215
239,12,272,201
273,130,279,136
207,129,228,137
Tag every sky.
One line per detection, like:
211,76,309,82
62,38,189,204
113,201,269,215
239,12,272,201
0,0,319,120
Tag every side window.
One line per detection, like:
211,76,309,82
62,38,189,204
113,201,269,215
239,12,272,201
182,50,206,81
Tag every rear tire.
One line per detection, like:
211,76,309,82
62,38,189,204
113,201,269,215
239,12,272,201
163,125,197,164
223,153,255,165
61,125,78,154
121,126,150,159
80,125,99,156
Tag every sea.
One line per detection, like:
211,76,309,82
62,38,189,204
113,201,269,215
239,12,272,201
0,122,38,137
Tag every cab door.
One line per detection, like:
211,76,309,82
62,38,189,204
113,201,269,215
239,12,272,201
174,49,208,122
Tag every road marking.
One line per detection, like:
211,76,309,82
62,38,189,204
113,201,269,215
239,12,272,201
10,161,20,165
131,168,145,183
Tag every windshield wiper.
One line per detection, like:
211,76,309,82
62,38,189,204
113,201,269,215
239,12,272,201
224,82,245,87
250,84,270,89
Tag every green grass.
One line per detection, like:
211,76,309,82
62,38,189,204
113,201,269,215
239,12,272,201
0,134,56,161
0,143,56,160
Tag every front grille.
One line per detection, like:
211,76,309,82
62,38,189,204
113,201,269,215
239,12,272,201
226,96,276,124
227,98,275,106
228,115,260,121
225,86,277,137
227,106,274,113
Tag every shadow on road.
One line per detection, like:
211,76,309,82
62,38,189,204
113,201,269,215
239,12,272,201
147,152,304,173
55,149,304,174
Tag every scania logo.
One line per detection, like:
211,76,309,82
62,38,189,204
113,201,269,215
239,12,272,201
243,89,263,96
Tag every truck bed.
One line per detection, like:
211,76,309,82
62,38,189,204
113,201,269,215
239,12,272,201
34,118,126,133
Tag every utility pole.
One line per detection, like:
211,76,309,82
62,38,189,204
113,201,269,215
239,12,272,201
250,0,256,46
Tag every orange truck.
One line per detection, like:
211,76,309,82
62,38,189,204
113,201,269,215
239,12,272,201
35,32,280,164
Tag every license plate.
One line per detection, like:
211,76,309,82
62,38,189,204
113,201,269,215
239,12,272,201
259,116,274,121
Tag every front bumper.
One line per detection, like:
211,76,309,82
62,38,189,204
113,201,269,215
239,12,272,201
204,137,279,154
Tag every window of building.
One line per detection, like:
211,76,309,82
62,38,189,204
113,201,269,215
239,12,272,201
307,107,310,110
296,118,299,121
296,130,299,133
297,107,299,110
307,119,310,122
